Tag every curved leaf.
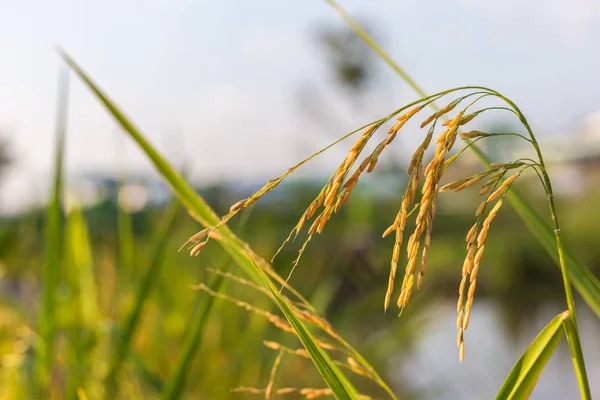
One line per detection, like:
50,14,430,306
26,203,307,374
59,50,358,400
495,312,568,399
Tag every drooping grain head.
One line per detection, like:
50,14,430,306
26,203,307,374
188,89,537,366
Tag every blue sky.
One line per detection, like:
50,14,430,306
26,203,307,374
1,0,600,212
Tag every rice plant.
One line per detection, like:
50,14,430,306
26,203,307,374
2,3,597,399
57,41,597,398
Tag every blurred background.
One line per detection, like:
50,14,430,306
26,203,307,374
1,0,600,399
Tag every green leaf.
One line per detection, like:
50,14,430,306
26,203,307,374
506,191,600,317
562,317,592,399
495,312,568,399
327,0,600,320
252,257,356,399
65,204,100,327
36,66,70,394
59,50,358,400
162,206,253,400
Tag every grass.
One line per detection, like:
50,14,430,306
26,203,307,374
36,66,69,395
59,49,594,398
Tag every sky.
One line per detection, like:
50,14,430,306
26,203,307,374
1,0,600,213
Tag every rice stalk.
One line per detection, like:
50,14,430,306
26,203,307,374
36,66,69,395
326,5,592,395
265,349,284,399
60,40,594,398
64,201,101,398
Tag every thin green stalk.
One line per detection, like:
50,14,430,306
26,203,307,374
105,199,181,398
490,94,591,398
36,66,69,394
161,205,251,400
563,317,590,398
328,3,592,394
64,204,100,399
326,0,429,102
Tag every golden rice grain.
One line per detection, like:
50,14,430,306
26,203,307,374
188,229,208,243
382,224,395,238
398,104,423,121
458,113,476,126
486,186,506,203
263,341,281,350
460,130,487,138
487,169,506,180
462,245,476,274
420,114,436,128
190,241,207,256
466,224,478,243
440,178,468,192
229,198,248,213
477,225,489,247
478,185,492,196
463,309,472,330
276,388,298,395
467,278,477,299
475,200,486,217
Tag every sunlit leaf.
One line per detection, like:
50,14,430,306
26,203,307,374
60,50,359,400
36,67,69,393
495,312,567,399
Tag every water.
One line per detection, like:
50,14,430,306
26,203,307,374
392,300,600,399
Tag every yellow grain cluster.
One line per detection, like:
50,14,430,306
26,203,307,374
456,170,520,361
394,111,463,311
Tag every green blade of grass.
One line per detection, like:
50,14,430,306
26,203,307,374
56,50,300,298
36,66,70,393
59,51,359,399
64,202,100,399
162,206,253,400
506,191,600,317
105,199,181,398
161,271,227,400
562,316,592,399
66,204,101,327
250,257,357,399
327,0,600,319
495,311,568,399
128,350,165,393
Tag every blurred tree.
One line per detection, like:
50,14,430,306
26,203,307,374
317,21,377,93
296,20,381,131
